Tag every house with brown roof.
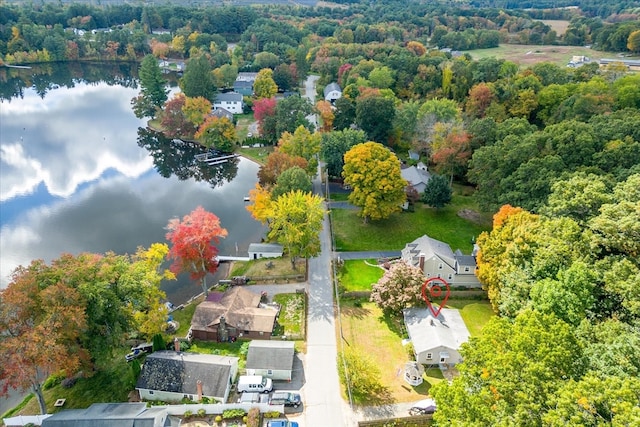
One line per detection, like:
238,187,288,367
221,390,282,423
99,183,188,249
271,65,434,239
190,286,278,341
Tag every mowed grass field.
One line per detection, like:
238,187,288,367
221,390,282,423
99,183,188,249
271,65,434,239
331,189,491,254
466,44,639,67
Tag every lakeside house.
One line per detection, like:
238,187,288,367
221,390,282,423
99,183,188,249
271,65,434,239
136,351,239,403
190,286,278,341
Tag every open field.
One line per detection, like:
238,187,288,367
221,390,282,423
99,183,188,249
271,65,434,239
466,44,640,67
331,192,491,254
537,20,570,36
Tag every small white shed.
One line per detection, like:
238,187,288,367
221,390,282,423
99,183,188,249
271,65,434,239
248,243,283,260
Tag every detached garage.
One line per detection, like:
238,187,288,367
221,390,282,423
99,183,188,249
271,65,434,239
245,340,295,381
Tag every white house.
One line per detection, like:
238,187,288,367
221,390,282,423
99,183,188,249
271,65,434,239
401,234,480,288
245,340,295,381
136,351,239,403
403,306,470,367
323,82,342,103
248,243,284,260
401,162,431,193
213,92,244,114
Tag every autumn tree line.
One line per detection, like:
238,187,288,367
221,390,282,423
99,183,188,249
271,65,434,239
2,0,640,66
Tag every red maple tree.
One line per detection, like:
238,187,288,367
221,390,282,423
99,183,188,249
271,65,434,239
165,206,228,296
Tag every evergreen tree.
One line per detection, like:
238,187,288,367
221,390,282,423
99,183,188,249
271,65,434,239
132,54,168,119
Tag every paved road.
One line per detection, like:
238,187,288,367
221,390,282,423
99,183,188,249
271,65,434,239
297,74,355,427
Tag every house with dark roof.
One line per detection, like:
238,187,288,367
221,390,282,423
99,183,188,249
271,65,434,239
213,92,244,114
323,82,342,103
190,286,278,341
245,340,295,381
403,307,470,367
41,402,175,427
136,351,239,403
233,80,254,96
401,235,480,287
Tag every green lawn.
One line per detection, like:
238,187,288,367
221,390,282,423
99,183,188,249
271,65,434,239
445,299,495,337
339,300,443,404
273,293,306,338
329,192,350,201
338,259,384,292
237,146,274,165
331,194,491,253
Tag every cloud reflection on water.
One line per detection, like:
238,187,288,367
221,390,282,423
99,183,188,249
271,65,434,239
0,82,266,302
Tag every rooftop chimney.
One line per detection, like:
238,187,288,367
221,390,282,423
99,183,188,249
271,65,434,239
174,337,180,352
196,380,203,402
419,253,426,272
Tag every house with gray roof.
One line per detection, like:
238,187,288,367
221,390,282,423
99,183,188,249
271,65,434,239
401,162,431,193
323,82,342,103
401,234,480,287
41,402,174,427
136,351,239,403
213,92,244,114
248,243,284,260
245,340,295,381
210,107,234,122
403,307,470,367
190,286,278,341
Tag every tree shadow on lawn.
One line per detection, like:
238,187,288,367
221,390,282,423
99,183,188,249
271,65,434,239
378,311,408,338
341,304,372,320
352,386,394,407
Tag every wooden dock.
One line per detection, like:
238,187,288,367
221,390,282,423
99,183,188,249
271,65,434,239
194,152,239,165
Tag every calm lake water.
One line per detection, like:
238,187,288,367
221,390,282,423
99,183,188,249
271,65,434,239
0,63,267,306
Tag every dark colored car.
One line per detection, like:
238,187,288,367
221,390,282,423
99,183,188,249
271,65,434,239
409,398,437,415
269,392,302,408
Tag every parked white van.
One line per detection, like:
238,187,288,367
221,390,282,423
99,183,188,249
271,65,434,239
237,375,273,394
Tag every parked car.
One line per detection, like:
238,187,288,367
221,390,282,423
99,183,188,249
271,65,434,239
125,343,152,362
269,392,301,408
237,375,273,393
266,420,298,427
409,398,437,415
237,392,269,404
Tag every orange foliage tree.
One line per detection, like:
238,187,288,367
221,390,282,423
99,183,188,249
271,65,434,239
166,206,228,296
1,264,88,414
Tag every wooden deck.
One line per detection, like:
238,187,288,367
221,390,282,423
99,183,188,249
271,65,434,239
194,152,239,165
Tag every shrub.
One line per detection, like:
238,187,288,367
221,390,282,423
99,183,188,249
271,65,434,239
246,407,260,427
222,408,246,419
42,372,65,390
215,415,222,423
264,411,281,418
61,377,76,388
184,410,193,419
197,408,206,417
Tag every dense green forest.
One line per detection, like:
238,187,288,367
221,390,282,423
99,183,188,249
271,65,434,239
1,0,639,424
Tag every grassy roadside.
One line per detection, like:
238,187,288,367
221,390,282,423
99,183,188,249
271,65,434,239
338,259,384,292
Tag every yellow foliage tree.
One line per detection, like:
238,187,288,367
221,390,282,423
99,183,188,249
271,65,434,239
342,141,406,222
277,125,321,173
246,183,273,224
